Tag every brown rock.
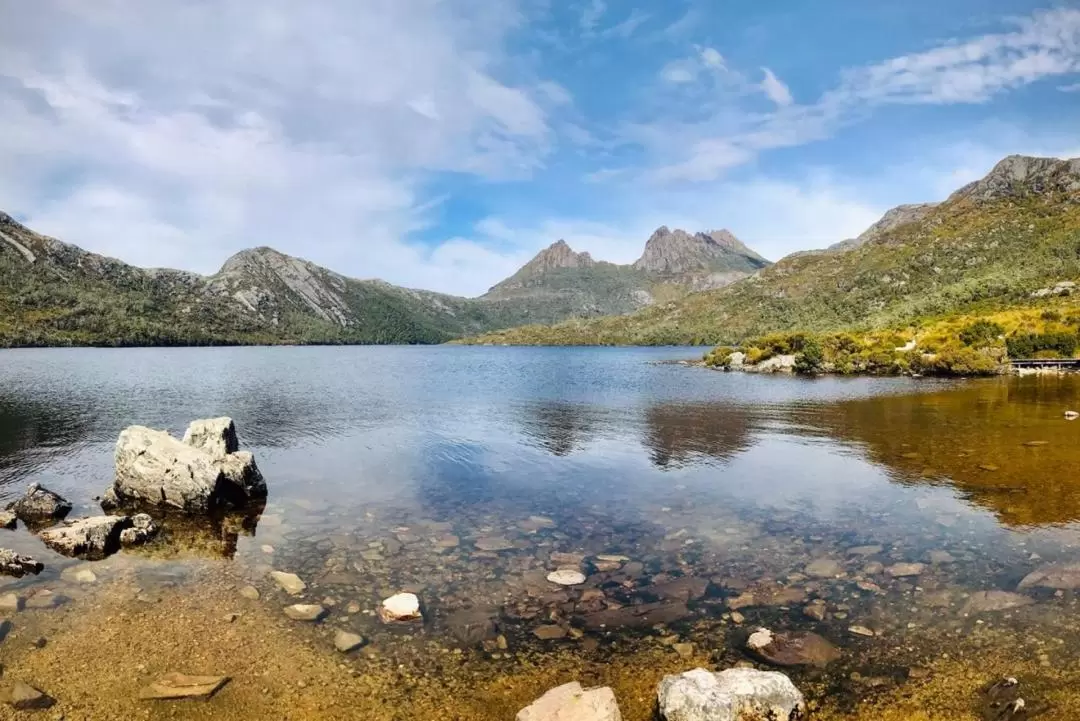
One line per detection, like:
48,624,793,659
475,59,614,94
962,591,1036,613
139,673,229,700
1018,563,1080,590
578,601,690,630
3,681,54,709
650,576,709,601
533,625,568,640
745,628,840,667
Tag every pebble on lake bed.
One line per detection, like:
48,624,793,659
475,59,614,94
547,569,586,586
379,593,422,623
516,682,621,721
269,571,306,595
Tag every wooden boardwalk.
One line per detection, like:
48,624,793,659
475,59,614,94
1009,358,1080,369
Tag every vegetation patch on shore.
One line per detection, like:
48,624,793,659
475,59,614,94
702,298,1080,376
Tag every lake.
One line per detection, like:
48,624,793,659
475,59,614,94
0,346,1079,720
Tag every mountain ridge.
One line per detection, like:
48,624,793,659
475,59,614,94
0,211,769,346
459,153,1080,346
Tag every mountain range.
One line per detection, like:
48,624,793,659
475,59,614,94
463,154,1080,346
0,210,767,347
4,153,1078,349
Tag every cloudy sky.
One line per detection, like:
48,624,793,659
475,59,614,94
2,1,1079,296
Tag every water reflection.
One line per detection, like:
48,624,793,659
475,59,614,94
0,391,93,489
801,376,1080,526
642,402,754,468
517,401,599,456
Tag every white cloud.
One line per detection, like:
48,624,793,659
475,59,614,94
660,62,697,85
1060,82,1080,92
580,0,607,32
0,0,556,294
641,8,1080,183
701,47,725,70
760,68,793,106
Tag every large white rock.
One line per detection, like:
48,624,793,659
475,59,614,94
517,682,622,721
657,668,806,721
378,593,422,623
547,569,587,586
109,418,266,513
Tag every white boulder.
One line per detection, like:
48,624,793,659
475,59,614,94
39,516,132,559
657,668,806,721
517,682,622,721
378,592,422,623
108,418,266,513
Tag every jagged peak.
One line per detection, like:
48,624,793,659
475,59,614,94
634,226,768,274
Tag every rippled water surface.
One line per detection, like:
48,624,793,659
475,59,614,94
2,346,1080,718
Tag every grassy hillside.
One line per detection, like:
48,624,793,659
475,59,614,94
459,157,1080,347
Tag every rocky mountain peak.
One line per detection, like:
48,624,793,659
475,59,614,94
828,203,940,253
633,226,767,276
948,154,1080,203
529,240,595,272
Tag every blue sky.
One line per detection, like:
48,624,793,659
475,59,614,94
1,1,1079,296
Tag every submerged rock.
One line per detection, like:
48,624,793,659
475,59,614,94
1017,563,1080,590
578,601,690,630
962,591,1036,614
547,569,587,586
657,667,805,721
269,571,307,595
334,630,365,653
39,516,132,559
885,563,926,578
283,604,327,622
139,672,230,700
6,483,72,526
0,549,43,578
2,681,55,710
745,628,840,667
379,593,422,623
517,682,622,721
109,418,266,514
1065,411,1078,421
804,558,843,578
445,607,499,646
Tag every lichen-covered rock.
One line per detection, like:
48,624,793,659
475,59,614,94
181,417,239,459
0,548,43,578
657,668,806,721
108,418,266,514
6,483,72,525
39,516,132,559
0,511,16,530
119,513,158,547
517,682,622,721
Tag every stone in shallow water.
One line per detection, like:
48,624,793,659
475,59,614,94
25,590,64,610
269,571,306,595
379,593,422,623
886,563,925,578
239,585,260,600
0,549,43,578
962,591,1035,614
849,625,876,637
7,483,72,525
60,565,98,584
550,552,586,567
533,625,568,641
3,681,55,710
0,511,16,530
1018,563,1080,590
39,515,132,559
847,545,883,557
474,536,514,552
283,604,327,622
578,601,690,630
657,667,805,721
0,593,21,612
804,558,843,578
334,630,365,653
516,682,621,721
548,569,586,586
446,607,498,646
745,628,840,667
139,672,229,700
726,583,807,610
650,576,709,601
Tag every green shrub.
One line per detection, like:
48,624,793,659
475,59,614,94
1041,309,1062,322
959,320,1005,347
704,346,734,368
1006,331,1078,359
793,337,825,375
